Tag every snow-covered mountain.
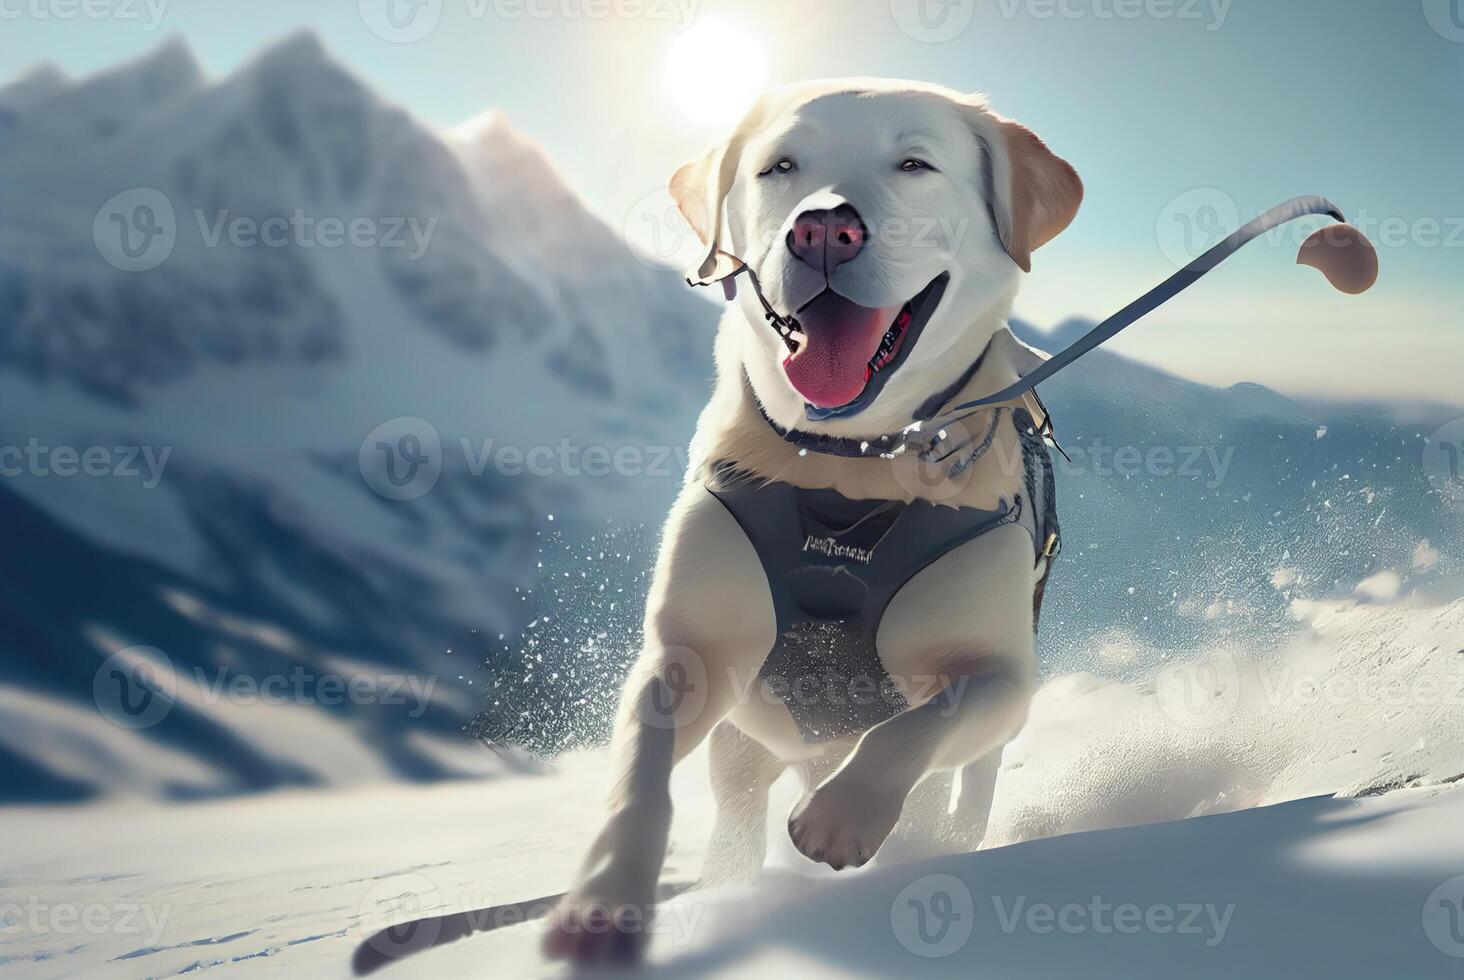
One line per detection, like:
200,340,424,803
0,34,716,801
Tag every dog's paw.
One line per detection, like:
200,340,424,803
787,771,906,870
542,879,653,966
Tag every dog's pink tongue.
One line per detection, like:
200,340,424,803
782,293,897,408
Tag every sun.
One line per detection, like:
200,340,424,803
663,18,768,126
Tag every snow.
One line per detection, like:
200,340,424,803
2,771,1461,978
4,593,1462,978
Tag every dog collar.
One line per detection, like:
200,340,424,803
747,341,998,460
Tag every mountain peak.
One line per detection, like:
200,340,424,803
446,110,551,169
448,109,510,142
248,29,334,72
112,34,204,91
0,62,69,109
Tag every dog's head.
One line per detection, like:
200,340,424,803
672,78,1081,433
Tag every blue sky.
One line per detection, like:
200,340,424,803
4,0,1462,402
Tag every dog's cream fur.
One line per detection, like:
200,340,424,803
545,78,1082,964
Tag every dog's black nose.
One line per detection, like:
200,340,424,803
787,204,866,272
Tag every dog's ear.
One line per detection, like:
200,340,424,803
964,103,1083,273
670,139,745,284
670,88,796,285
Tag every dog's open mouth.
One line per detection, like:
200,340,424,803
780,273,949,416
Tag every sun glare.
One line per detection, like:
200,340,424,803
663,19,768,126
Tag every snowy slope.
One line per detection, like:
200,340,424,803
2,591,1461,978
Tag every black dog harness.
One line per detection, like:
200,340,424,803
708,407,1059,743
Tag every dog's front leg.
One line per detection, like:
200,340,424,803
787,655,1034,870
785,527,1040,870
544,488,774,964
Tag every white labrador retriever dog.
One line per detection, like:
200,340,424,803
545,77,1082,964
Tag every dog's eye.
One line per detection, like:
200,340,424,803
758,157,797,177
899,158,935,173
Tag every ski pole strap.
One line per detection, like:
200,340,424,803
927,196,1347,429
